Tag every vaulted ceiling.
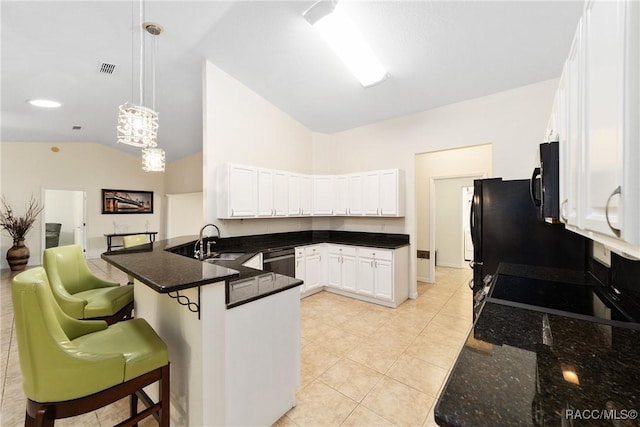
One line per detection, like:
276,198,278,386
1,1,583,162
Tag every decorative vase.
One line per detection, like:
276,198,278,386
7,238,30,272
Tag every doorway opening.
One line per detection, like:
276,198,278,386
431,176,481,270
41,189,86,254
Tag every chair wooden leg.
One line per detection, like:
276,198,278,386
24,409,35,427
160,364,170,427
34,406,54,427
130,391,139,426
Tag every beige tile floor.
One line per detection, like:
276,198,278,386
1,260,472,426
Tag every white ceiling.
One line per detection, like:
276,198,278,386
1,1,584,162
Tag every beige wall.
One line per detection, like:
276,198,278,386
165,151,203,195
0,142,165,266
203,61,314,237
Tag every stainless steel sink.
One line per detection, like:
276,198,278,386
205,252,245,261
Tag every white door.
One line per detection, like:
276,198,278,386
288,174,302,216
373,259,393,301
312,176,334,215
327,251,342,288
273,170,288,216
347,174,363,215
356,257,375,296
379,170,398,216
334,175,348,216
462,186,474,262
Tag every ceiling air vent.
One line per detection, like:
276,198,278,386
99,62,116,74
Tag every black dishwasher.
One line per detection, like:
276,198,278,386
262,248,295,277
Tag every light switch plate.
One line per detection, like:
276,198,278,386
592,241,611,267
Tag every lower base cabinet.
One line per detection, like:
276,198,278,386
296,244,409,307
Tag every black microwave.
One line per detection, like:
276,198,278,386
530,141,560,223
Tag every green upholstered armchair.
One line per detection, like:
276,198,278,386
43,244,133,324
12,267,170,426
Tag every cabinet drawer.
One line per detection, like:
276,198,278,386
295,248,305,258
358,248,392,260
329,245,357,256
304,245,322,256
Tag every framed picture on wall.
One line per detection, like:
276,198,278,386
102,189,154,214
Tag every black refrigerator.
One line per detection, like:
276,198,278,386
470,178,587,292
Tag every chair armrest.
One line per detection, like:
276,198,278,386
86,275,121,289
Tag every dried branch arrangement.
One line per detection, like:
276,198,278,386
0,196,44,241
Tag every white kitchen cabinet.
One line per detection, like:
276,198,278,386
312,176,334,215
380,169,405,216
362,171,381,216
356,248,394,301
220,162,405,219
347,174,363,215
556,0,640,257
294,247,306,293
581,0,625,238
334,175,348,216
295,245,324,296
218,163,258,218
258,169,288,217
559,19,583,228
362,170,405,217
288,173,312,217
326,245,357,292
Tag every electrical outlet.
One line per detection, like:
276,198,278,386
592,241,611,267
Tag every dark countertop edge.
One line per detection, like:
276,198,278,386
226,279,303,309
100,251,240,293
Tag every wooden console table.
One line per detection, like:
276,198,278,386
104,232,158,251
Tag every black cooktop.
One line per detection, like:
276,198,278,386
485,265,640,324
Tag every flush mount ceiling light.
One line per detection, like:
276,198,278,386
27,99,62,108
303,0,388,87
142,146,165,172
117,0,162,149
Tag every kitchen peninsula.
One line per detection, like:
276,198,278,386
102,235,303,427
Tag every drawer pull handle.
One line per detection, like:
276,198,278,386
560,199,568,223
605,186,622,238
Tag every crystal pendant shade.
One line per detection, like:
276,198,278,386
142,146,165,172
117,103,159,148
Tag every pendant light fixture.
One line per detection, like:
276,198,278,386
116,1,165,172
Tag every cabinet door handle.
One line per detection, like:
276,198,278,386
605,186,622,238
560,199,568,223
231,208,235,216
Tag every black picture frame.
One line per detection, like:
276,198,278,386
101,189,154,214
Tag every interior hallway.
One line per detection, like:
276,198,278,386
1,262,472,426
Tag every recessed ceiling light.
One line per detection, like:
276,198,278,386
27,99,62,108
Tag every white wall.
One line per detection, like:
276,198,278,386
203,61,315,237
0,142,165,266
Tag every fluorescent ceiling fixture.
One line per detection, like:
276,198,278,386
27,99,62,108
304,0,388,87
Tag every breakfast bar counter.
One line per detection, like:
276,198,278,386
102,236,302,427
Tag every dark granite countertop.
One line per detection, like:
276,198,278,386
102,230,408,308
435,300,640,427
101,238,240,293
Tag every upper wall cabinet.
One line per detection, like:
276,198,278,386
258,168,288,217
218,163,258,218
217,163,405,219
555,0,640,257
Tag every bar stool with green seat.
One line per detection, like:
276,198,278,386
11,267,170,426
43,244,133,324
122,234,151,285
